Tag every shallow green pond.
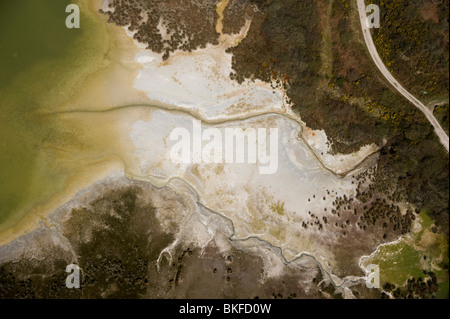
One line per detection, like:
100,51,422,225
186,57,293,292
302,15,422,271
0,0,107,230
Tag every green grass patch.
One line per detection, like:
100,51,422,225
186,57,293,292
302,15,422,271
419,211,434,229
436,282,449,299
368,242,423,287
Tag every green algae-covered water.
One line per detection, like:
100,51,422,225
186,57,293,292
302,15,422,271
0,0,110,232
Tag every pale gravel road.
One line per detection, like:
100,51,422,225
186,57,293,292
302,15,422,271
357,0,449,152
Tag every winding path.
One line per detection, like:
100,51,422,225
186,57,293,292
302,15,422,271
47,101,379,178
357,0,449,152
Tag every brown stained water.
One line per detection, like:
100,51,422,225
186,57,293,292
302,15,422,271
0,0,146,240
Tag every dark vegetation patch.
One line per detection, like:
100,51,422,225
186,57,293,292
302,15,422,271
222,0,254,35
433,103,449,135
371,0,449,100
100,0,220,60
151,240,329,299
0,258,80,299
0,186,174,299
383,271,440,299
62,186,174,298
